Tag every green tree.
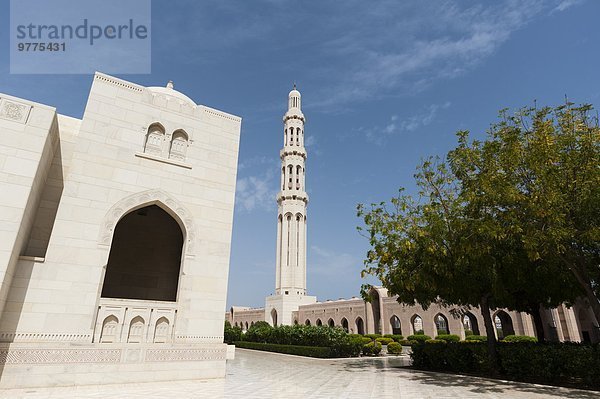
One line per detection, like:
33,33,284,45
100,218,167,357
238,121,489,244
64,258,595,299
358,102,598,368
448,103,599,323
358,160,512,369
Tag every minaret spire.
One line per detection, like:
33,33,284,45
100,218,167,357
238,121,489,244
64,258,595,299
265,87,315,326
275,86,308,296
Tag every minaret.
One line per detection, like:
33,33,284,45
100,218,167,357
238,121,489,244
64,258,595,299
275,86,308,296
265,86,316,326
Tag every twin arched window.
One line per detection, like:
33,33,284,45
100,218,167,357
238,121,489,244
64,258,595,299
144,123,189,161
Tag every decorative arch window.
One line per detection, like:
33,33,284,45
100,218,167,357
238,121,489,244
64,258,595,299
328,318,335,328
305,319,311,326
127,316,145,343
169,129,189,161
144,123,165,156
296,127,301,146
153,317,170,343
100,315,119,343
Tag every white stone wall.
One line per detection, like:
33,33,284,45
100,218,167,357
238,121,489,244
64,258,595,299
0,73,242,387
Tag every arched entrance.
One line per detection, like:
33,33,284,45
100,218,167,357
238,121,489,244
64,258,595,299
328,318,335,328
355,317,365,335
462,312,480,335
390,315,402,335
411,315,423,334
101,205,183,301
316,319,322,326
271,309,278,326
494,311,515,339
305,319,311,326
434,313,449,334
341,318,349,332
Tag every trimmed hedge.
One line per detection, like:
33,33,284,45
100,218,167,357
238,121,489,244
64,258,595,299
387,341,402,355
411,341,600,388
235,341,332,358
464,335,487,342
365,334,382,340
407,334,432,342
376,337,394,345
384,334,404,342
502,335,538,343
362,341,382,356
242,323,363,357
435,334,460,342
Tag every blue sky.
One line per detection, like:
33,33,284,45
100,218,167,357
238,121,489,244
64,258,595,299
1,0,599,308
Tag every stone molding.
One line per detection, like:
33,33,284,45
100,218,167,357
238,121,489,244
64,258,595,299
0,348,121,364
98,189,197,256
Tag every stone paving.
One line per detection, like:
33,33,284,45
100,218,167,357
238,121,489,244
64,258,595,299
0,349,596,399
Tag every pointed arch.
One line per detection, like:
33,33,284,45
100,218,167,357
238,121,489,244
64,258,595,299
341,318,349,332
305,319,311,326
316,318,322,326
271,309,278,327
127,316,145,343
99,189,196,255
100,315,119,343
328,318,335,328
493,310,515,339
153,317,170,343
355,317,365,335
411,314,423,334
434,313,449,334
390,315,402,335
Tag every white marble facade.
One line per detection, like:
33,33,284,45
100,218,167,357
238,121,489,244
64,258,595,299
0,72,241,388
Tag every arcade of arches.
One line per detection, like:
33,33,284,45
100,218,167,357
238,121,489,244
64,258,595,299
228,287,599,343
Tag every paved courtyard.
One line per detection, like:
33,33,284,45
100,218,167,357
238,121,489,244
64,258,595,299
0,349,596,399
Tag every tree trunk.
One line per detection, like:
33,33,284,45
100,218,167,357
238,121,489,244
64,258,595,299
565,258,600,325
530,306,546,342
480,295,499,375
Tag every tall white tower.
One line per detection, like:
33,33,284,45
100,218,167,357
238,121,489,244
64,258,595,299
265,86,316,326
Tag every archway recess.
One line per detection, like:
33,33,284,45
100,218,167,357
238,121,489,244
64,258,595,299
101,205,184,301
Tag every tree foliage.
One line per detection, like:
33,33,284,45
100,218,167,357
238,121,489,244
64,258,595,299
358,102,599,368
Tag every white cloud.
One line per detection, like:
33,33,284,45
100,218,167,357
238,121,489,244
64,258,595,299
235,169,277,212
364,102,451,145
311,0,583,109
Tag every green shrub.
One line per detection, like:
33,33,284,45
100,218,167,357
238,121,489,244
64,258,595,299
331,335,364,357
383,334,404,341
502,335,538,343
464,329,473,336
362,341,382,356
436,334,460,343
464,335,487,342
376,337,394,345
387,341,402,355
414,330,424,334
235,341,332,358
242,323,362,357
360,337,372,345
407,334,431,342
224,321,242,344
364,334,382,340
411,342,600,388
398,339,412,346
437,330,448,335
426,339,447,344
